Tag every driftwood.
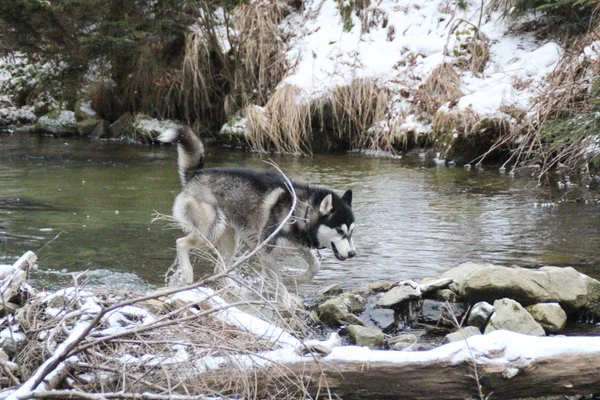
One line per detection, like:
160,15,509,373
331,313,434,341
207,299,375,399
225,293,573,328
199,331,600,400
285,353,600,399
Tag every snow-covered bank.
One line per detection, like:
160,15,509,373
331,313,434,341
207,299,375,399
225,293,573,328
267,0,567,150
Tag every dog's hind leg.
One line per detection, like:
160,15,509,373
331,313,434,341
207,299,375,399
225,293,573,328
293,248,321,284
215,226,237,273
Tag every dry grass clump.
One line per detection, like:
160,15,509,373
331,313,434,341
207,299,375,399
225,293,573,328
180,33,217,124
415,63,463,117
233,3,287,109
245,79,390,154
246,85,312,154
329,78,389,150
178,0,287,129
122,41,183,121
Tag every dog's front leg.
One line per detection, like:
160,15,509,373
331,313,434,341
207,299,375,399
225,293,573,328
176,234,205,284
294,248,321,284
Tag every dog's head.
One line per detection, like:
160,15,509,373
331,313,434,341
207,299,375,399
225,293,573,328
316,190,356,261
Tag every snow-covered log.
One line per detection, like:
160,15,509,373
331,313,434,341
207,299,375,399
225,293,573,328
201,331,600,399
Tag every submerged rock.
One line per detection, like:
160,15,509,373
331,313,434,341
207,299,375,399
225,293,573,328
345,325,384,348
526,303,567,333
484,298,545,336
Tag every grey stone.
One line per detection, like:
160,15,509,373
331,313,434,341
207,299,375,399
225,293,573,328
219,113,249,147
377,283,421,309
320,283,343,297
440,262,493,292
447,263,600,316
344,313,367,326
467,301,494,331
77,118,102,136
417,299,467,327
525,303,567,333
484,298,545,336
90,119,111,139
34,110,77,135
345,325,384,348
444,326,482,343
420,277,454,294
388,333,419,350
350,282,392,296
316,293,366,327
364,307,396,330
435,289,459,302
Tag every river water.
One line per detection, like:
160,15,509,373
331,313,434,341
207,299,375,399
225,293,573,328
1,133,599,293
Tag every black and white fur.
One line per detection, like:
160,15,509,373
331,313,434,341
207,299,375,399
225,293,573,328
158,126,356,284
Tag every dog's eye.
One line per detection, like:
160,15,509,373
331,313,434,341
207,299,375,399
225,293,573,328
336,229,344,235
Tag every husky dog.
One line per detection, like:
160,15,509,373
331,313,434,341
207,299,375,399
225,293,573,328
158,126,356,284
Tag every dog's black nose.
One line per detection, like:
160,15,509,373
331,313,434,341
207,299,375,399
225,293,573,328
347,251,356,259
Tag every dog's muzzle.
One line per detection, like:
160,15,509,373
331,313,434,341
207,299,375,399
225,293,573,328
331,243,356,261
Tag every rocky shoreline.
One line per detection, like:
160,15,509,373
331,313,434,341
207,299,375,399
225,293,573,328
309,262,600,350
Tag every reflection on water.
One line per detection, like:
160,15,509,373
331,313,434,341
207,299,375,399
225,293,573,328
1,133,599,293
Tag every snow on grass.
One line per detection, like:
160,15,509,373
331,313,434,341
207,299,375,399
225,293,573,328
278,0,561,127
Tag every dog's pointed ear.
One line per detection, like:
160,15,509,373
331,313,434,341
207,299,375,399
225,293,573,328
342,190,352,206
319,194,333,215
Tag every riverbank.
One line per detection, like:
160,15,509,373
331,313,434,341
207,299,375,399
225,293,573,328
1,0,600,183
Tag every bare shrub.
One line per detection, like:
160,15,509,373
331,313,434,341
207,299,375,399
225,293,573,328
504,25,600,179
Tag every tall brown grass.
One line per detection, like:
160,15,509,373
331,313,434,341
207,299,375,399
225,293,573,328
245,78,391,154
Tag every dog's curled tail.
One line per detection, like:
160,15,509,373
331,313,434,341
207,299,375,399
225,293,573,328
158,125,204,186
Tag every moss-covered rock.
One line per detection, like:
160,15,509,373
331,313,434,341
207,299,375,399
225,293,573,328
316,293,366,327
77,118,102,136
34,110,77,135
484,298,545,336
109,113,134,138
345,325,384,348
